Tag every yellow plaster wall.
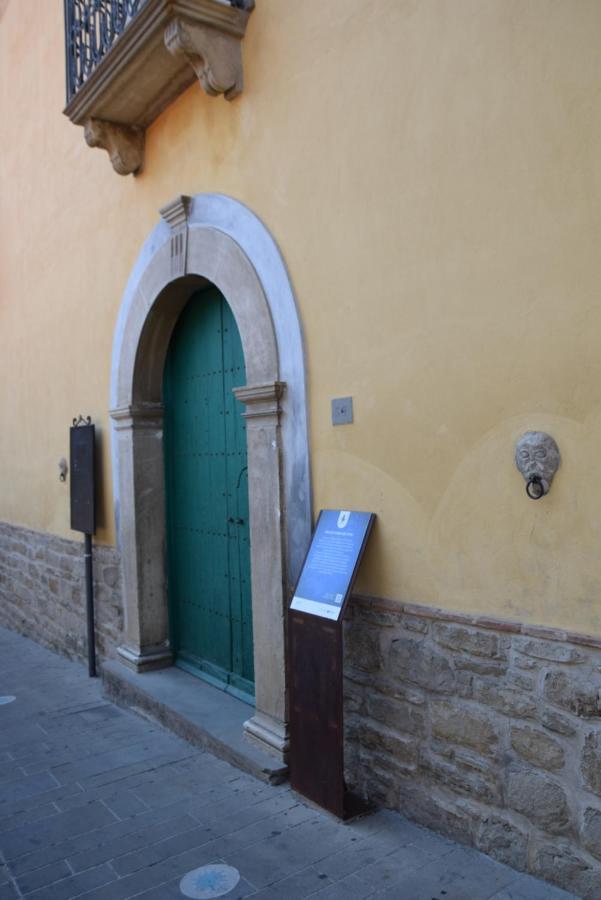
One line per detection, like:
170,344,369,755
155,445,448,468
1,0,600,634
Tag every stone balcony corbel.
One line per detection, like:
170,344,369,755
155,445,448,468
64,0,254,176
164,16,244,101
84,120,145,177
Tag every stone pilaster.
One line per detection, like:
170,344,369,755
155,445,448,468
233,381,289,760
110,403,172,672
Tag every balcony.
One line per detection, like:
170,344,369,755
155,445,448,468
63,0,254,175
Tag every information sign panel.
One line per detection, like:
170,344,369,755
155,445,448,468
290,509,374,620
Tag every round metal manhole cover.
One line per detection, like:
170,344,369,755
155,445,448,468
180,864,240,899
0,696,16,705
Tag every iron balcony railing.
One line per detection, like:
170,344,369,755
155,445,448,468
64,0,149,103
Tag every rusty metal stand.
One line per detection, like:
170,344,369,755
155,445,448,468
84,532,96,677
289,612,345,816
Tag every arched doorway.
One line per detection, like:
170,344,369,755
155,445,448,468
109,194,311,761
164,286,254,702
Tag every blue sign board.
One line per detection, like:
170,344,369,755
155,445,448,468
290,510,374,620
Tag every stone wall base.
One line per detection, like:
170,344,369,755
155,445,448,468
0,521,123,663
344,596,601,900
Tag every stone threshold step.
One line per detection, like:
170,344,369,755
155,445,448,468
102,661,289,785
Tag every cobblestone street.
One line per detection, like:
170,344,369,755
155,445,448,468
0,627,579,900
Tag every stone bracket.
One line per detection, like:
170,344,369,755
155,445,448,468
164,18,244,101
84,119,145,177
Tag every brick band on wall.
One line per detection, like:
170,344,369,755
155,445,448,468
0,522,123,663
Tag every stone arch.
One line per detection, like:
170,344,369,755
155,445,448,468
109,194,311,760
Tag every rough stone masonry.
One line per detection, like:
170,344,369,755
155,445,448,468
344,596,601,898
0,522,123,662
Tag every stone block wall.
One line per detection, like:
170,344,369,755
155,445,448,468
344,596,601,899
0,522,123,663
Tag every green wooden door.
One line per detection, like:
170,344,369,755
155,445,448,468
163,286,254,702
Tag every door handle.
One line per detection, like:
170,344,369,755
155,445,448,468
228,517,245,525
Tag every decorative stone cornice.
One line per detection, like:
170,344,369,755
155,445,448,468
233,382,286,422
159,195,191,231
110,403,165,430
64,0,254,175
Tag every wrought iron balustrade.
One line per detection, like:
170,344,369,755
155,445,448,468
64,0,149,102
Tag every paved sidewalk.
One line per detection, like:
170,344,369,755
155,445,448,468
0,627,579,900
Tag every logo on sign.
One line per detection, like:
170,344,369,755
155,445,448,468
337,510,351,529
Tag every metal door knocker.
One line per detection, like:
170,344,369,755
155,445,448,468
515,432,560,500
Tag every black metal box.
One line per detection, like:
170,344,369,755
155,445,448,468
70,422,96,534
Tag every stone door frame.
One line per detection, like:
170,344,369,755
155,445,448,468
109,193,311,760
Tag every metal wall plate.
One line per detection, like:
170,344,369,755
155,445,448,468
332,397,353,426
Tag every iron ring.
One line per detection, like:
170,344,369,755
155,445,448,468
526,477,545,500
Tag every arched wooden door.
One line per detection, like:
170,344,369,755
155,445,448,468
163,286,254,702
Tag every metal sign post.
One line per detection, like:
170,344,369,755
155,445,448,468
70,416,97,677
288,509,375,818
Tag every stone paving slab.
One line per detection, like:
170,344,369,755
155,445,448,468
0,626,581,900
